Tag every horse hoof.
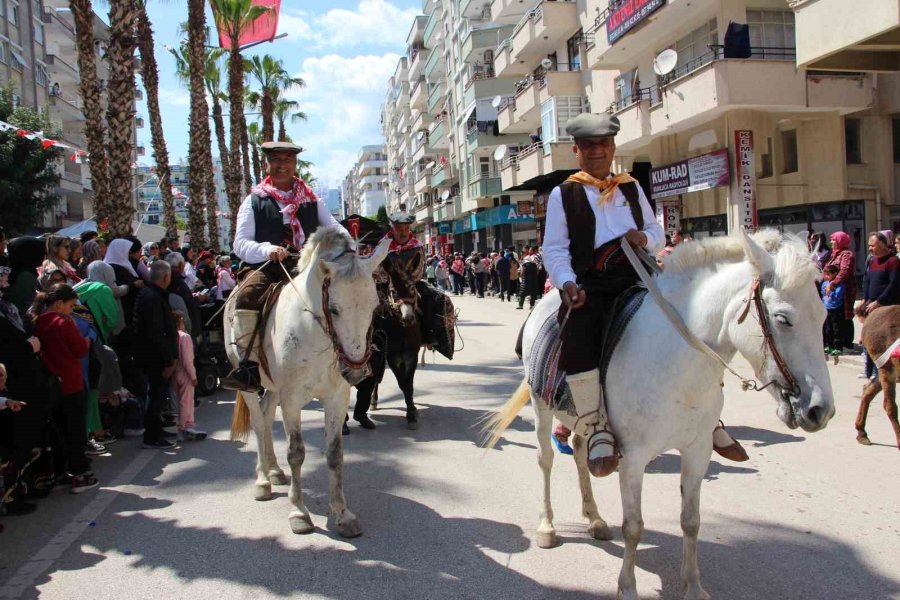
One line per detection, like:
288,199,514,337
254,483,272,501
290,515,315,535
335,517,362,538
683,585,711,600
535,530,557,549
589,521,613,541
268,472,289,486
857,434,872,446
406,420,419,431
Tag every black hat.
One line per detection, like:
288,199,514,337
260,141,304,155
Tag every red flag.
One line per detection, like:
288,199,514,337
348,217,361,240
16,129,27,136
212,0,281,49
41,139,56,149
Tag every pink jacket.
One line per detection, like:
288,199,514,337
173,330,196,386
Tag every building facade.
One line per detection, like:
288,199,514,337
343,144,388,217
380,0,900,269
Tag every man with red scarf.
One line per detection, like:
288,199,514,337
223,141,342,391
381,212,424,306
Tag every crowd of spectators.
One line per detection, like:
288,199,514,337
0,226,234,522
425,246,547,310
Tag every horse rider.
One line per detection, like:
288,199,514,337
222,141,343,392
381,212,425,316
543,113,747,478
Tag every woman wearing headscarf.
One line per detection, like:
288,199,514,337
104,238,145,327
809,231,831,272
824,231,856,351
77,261,127,338
141,242,160,264
76,238,105,280
6,237,46,315
40,235,80,288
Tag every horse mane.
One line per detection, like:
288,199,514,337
663,229,820,290
295,226,361,278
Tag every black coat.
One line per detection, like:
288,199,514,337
168,271,202,338
133,283,178,369
111,264,142,328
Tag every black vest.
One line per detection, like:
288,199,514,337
559,181,642,281
250,193,320,248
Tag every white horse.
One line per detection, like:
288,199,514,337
486,230,835,600
227,227,390,537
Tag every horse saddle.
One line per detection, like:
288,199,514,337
255,280,287,379
526,286,647,416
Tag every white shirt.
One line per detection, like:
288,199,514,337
232,192,341,264
216,269,236,301
543,182,664,290
183,261,199,290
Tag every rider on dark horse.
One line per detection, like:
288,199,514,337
543,113,747,477
222,141,343,392
381,212,425,315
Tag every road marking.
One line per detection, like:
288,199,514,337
0,449,157,599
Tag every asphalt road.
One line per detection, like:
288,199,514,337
1,293,899,600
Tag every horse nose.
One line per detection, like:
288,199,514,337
806,405,823,427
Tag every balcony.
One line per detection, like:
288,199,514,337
410,78,427,110
504,67,582,134
49,86,84,117
432,163,451,187
424,46,445,80
414,168,433,195
427,82,446,112
494,38,530,78
434,196,461,222
414,200,433,223
466,120,500,151
509,1,578,71
408,48,430,82
501,142,578,189
412,131,436,162
424,11,440,46
411,108,433,133
462,75,518,107
461,24,514,63
467,175,503,200
47,51,81,84
491,0,531,23
429,118,449,148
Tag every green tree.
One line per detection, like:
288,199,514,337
0,84,62,234
375,205,389,227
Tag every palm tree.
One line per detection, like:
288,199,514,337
247,120,261,183
135,0,176,237
184,0,213,248
69,0,110,223
209,0,271,236
245,54,304,142
105,0,139,237
273,92,307,142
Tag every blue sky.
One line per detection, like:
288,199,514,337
137,0,420,190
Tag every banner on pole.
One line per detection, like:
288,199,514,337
734,130,757,231
212,0,282,49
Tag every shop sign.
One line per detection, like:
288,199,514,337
734,130,757,231
517,200,533,215
655,200,681,235
650,149,730,200
607,0,665,45
437,222,451,234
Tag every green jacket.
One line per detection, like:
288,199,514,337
74,281,122,342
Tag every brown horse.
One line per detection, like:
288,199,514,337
856,305,900,450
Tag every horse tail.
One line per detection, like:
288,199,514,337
482,378,531,449
231,391,251,442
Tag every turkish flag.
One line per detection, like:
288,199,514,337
41,139,56,149
212,0,281,49
348,217,361,240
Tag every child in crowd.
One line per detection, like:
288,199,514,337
172,311,206,442
822,264,845,356
216,256,235,301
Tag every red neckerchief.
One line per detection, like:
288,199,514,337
253,176,317,249
384,230,422,253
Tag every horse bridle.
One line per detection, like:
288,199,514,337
320,276,375,372
736,276,802,399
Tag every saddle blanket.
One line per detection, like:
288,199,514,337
527,288,647,416
417,282,456,360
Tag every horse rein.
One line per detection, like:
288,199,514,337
619,240,801,401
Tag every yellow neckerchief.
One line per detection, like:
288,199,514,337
566,171,638,205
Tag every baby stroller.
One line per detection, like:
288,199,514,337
195,291,230,396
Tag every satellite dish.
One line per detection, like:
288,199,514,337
441,189,451,201
425,161,436,170
653,49,678,76
417,131,425,140
540,57,554,70
493,145,508,161
491,95,502,109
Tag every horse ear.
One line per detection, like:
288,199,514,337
739,228,774,279
363,238,391,271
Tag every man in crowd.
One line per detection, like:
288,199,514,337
381,212,425,309
863,231,900,315
134,260,178,449
223,141,342,392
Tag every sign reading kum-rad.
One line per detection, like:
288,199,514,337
650,149,731,200
607,0,666,45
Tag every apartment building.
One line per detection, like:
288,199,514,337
343,145,388,217
135,163,189,226
0,0,139,230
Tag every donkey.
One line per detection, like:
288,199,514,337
486,230,835,600
855,304,900,450
227,227,390,537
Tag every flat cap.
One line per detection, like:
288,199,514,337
260,141,304,154
565,113,620,139
389,211,414,224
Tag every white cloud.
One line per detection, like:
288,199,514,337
278,0,419,49
283,53,400,186
157,87,190,108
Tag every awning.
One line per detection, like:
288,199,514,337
11,50,28,68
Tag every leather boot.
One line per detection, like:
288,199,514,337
713,420,749,462
221,309,263,393
567,368,619,477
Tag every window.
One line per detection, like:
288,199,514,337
0,42,6,65
10,49,24,72
566,30,582,71
541,96,587,145
781,129,798,173
667,19,717,78
613,68,638,110
9,2,17,25
746,9,795,58
845,118,862,164
33,22,42,45
479,156,490,178
892,118,900,164
35,64,47,86
759,136,773,178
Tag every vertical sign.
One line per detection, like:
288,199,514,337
734,130,757,231
655,200,681,236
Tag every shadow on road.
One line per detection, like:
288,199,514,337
645,452,758,479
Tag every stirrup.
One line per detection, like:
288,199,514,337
586,427,619,478
220,362,263,393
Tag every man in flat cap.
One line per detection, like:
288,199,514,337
380,211,425,318
544,113,746,476
223,141,343,391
